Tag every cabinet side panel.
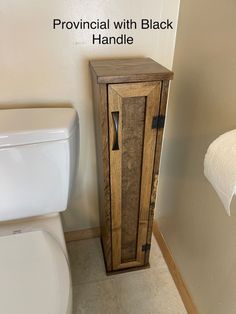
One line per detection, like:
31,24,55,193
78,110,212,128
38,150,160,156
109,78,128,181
145,80,170,265
91,70,112,271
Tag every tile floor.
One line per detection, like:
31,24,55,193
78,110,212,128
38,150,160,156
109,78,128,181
67,237,187,314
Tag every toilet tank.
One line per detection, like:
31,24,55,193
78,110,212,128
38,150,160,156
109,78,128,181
0,108,79,222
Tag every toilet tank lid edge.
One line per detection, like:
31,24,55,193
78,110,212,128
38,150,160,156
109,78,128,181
0,108,78,148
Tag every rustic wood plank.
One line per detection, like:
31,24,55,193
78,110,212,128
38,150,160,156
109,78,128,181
106,263,150,275
145,80,170,265
111,81,158,98
108,85,123,270
90,68,112,271
121,97,146,263
136,82,161,264
117,260,143,270
90,58,173,84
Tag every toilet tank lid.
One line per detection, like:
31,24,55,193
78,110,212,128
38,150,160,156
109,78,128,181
0,108,78,148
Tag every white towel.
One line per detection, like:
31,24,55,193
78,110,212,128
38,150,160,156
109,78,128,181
204,129,236,215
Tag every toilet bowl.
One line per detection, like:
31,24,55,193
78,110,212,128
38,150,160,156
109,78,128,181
0,231,72,314
0,108,79,314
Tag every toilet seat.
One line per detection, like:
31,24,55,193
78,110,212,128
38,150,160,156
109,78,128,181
0,230,72,314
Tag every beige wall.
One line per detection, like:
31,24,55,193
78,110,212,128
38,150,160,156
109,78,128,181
156,0,236,313
0,0,180,231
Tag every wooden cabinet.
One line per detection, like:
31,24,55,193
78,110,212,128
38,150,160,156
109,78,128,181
90,58,173,274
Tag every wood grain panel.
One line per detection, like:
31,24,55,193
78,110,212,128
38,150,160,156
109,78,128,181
121,97,146,263
136,82,161,264
110,82,158,98
90,58,173,84
108,85,123,270
90,68,112,271
145,80,170,265
109,82,161,270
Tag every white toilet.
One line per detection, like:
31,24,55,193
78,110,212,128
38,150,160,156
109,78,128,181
0,107,79,314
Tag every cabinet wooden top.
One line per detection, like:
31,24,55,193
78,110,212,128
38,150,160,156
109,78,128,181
89,58,173,84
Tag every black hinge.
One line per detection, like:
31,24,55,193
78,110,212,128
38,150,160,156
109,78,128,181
152,115,165,129
142,243,151,252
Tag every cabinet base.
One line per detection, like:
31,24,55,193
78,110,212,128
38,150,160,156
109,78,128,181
100,237,150,275
106,263,150,276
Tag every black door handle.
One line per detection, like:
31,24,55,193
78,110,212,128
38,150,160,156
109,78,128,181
112,111,119,150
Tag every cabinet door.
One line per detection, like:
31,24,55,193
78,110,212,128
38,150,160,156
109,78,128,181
108,82,161,270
